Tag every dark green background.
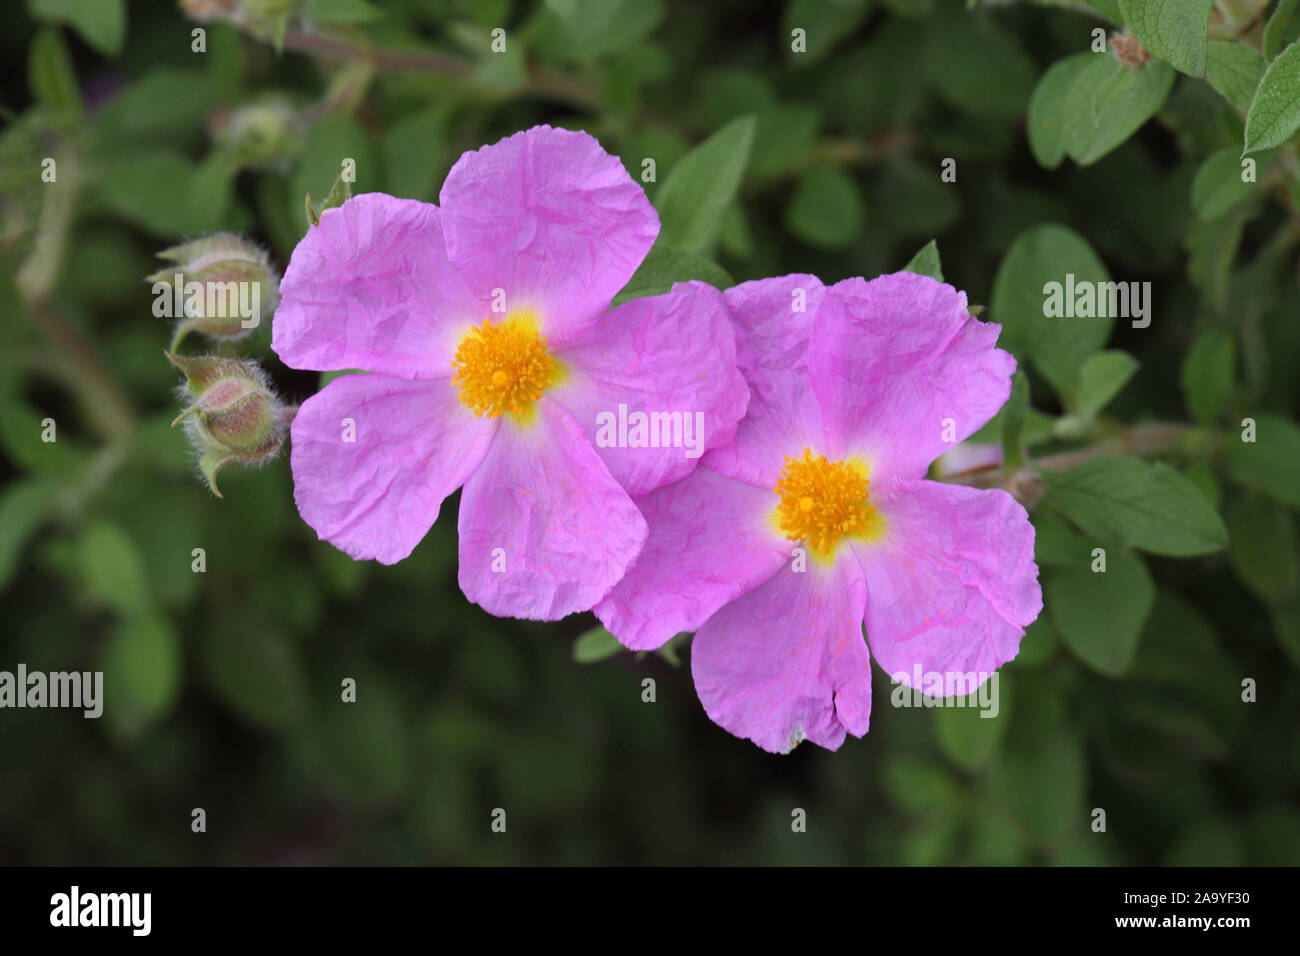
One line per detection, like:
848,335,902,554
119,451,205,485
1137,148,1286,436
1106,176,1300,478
2,0,1298,865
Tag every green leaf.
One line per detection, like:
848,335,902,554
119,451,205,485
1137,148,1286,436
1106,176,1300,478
902,239,943,281
1001,371,1029,468
28,27,81,113
1273,594,1300,670
881,755,961,814
295,683,410,803
1191,146,1259,219
102,615,181,738
199,624,309,733
996,729,1086,847
923,9,1037,118
97,151,210,237
1185,204,1249,313
1044,457,1229,556
990,224,1112,404
1227,413,1300,508
1243,40,1300,154
539,0,664,63
1117,0,1212,76
0,400,82,476
1227,495,1299,601
1264,0,1300,61
380,107,445,202
784,166,864,249
1014,615,1060,667
1205,40,1266,110
1179,324,1235,424
1027,53,1094,169
881,0,934,15
1033,510,1089,567
750,104,821,179
77,520,152,616
654,115,756,254
782,0,872,64
573,625,623,663
1063,54,1176,165
612,244,734,306
933,675,1011,771
1048,548,1155,675
28,0,126,57
0,479,57,589
304,0,384,25
1075,350,1139,418
1086,0,1122,23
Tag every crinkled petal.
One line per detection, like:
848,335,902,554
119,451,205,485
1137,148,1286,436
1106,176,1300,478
274,193,486,378
595,466,789,650
852,480,1041,689
704,275,829,489
457,399,647,620
550,281,749,496
290,373,496,564
439,125,659,342
692,558,872,754
808,272,1016,480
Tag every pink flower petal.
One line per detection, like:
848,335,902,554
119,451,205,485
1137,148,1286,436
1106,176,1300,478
692,559,872,754
550,281,749,496
853,480,1041,688
290,373,497,564
809,272,1016,480
704,275,830,490
457,399,648,620
439,126,659,342
274,193,486,378
595,466,789,650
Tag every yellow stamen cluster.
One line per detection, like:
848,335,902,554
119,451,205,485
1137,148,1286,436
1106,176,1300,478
452,318,555,417
774,448,874,554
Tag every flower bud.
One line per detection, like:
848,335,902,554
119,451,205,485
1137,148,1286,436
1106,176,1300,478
181,0,299,48
210,95,302,172
149,234,280,350
167,353,295,497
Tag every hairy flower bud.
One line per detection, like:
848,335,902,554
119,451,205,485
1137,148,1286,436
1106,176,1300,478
149,234,280,350
167,353,295,497
181,0,299,47
210,95,302,172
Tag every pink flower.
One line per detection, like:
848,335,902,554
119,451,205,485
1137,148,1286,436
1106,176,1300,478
595,272,1042,752
273,126,748,620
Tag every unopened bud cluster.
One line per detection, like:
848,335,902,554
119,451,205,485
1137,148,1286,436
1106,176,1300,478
150,233,280,350
168,353,294,497
210,96,302,171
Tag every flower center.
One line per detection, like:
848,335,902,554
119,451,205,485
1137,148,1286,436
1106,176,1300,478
774,448,878,554
452,318,555,417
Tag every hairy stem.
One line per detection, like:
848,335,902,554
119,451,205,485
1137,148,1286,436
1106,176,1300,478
16,149,135,443
940,423,1196,491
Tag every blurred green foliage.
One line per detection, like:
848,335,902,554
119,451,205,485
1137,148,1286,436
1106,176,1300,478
1,0,1299,865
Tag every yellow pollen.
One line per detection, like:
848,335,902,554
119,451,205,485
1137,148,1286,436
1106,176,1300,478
774,448,876,555
452,318,555,417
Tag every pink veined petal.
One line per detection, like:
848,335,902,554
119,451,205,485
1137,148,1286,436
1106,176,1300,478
289,373,497,565
808,271,1016,481
549,281,750,496
691,558,872,754
595,466,789,650
274,193,487,378
457,399,648,621
704,275,830,490
438,125,659,343
852,480,1042,689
